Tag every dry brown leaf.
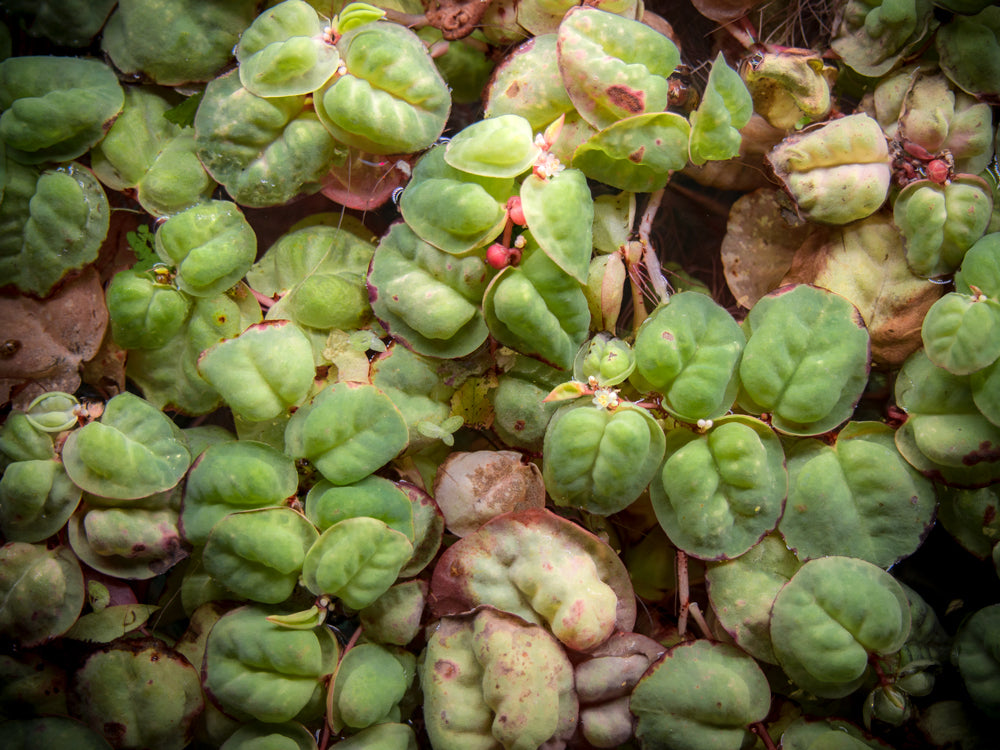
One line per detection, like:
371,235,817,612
0,267,109,409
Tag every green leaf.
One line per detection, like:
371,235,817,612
195,69,344,207
483,33,574,131
0,459,82,543
305,475,414,539
203,508,319,604
126,286,262,416
0,543,84,647
543,402,665,516
705,533,802,664
284,382,409,485
198,320,316,422
368,223,492,359
101,0,259,86
894,348,1000,486
483,242,591,371
237,0,340,98
154,200,257,298
180,440,299,546
89,86,216,217
652,416,786,561
301,517,413,609
952,603,1000,718
739,284,870,436
315,21,450,154
68,501,188,580
688,52,752,166
63,604,159,643
781,421,936,567
328,643,411,731
0,55,123,163
631,640,770,750
106,269,191,350
204,604,339,723
895,177,993,278
444,114,539,178
246,224,374,331
572,112,689,193
61,393,190,501
0,161,110,296
632,292,745,422
921,292,1000,375
831,0,936,78
770,556,911,698
519,168,594,283
556,6,679,130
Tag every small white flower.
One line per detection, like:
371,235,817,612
696,418,713,431
513,234,527,249
534,151,565,180
592,388,619,410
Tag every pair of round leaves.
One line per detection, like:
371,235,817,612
0,458,82,543
738,284,871,436
369,222,494,359
246,223,375,333
327,642,415,732
631,291,745,423
483,241,592,371
0,161,110,296
421,608,577,750
543,400,665,516
61,392,190,501
204,604,340,724
430,509,636,652
89,85,216,217
921,292,1000,377
314,19,451,155
0,55,123,164
651,415,786,561
893,348,1000,486
631,639,771,750
154,200,257,298
895,176,994,279
768,113,891,225
0,542,84,647
68,639,203,750
781,421,937,568
771,556,912,698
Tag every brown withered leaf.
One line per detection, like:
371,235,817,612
0,267,109,409
721,188,822,310
781,212,944,368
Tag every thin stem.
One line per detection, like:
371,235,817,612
750,722,778,750
382,9,428,28
251,288,276,309
688,602,713,640
637,189,672,305
677,549,690,637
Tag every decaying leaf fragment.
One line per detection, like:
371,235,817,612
0,267,108,409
